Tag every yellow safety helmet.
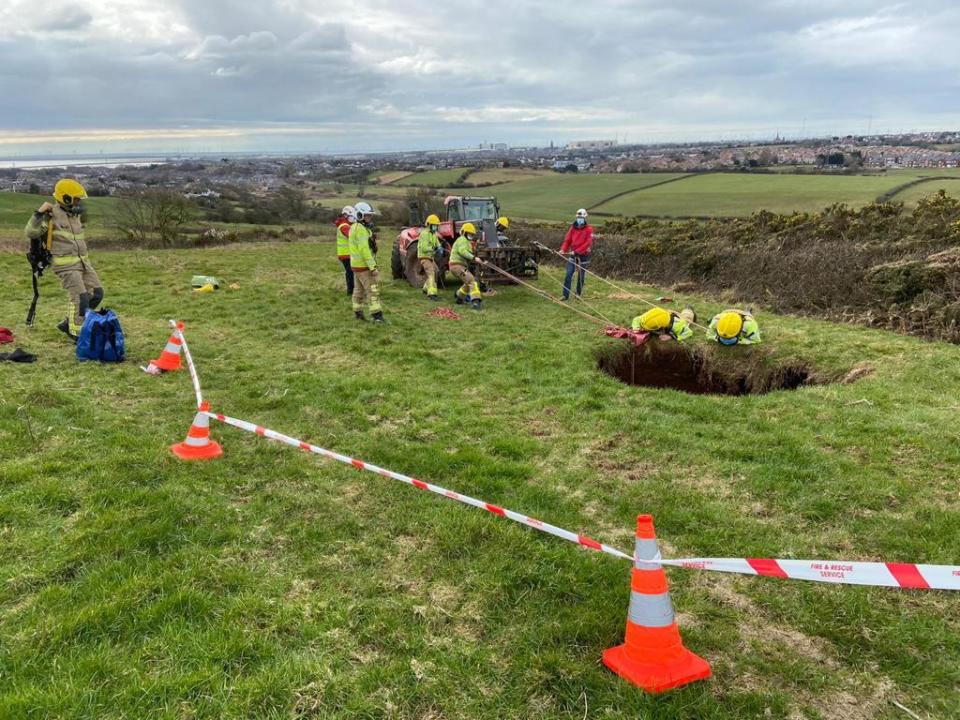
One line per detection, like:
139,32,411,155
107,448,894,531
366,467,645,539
461,222,477,236
53,178,87,207
638,307,673,332
425,214,441,226
716,311,744,340
497,216,509,229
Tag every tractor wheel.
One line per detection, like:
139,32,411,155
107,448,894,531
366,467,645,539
391,237,404,280
404,241,428,288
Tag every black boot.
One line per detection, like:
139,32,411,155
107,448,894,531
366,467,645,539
57,317,78,342
372,311,385,324
355,310,366,321
471,299,482,311
455,295,465,305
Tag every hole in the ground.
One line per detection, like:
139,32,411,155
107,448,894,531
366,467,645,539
597,341,817,395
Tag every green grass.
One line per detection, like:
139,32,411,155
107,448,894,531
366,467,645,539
467,168,552,185
393,167,473,187
592,173,911,217
487,173,689,222
373,170,414,185
0,192,118,236
0,239,958,718
887,178,960,207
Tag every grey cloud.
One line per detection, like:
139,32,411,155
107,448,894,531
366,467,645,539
1,0,960,151
33,7,93,32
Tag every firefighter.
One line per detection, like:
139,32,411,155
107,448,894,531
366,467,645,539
335,205,356,297
348,201,385,323
560,208,593,301
496,216,510,235
417,214,442,301
632,306,696,342
449,222,483,310
707,309,761,345
24,178,103,341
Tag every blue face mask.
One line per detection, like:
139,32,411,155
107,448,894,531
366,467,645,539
575,218,585,227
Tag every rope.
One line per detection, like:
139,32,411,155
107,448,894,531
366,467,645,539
533,242,711,331
534,262,619,326
478,260,610,327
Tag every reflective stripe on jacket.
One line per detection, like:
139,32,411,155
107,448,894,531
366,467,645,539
349,222,376,270
417,228,441,258
448,235,475,266
25,205,87,265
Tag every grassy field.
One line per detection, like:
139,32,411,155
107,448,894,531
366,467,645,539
0,192,118,236
393,167,473,187
372,171,414,185
467,167,552,185
591,173,908,218
488,173,690,222
887,177,960,207
0,240,957,719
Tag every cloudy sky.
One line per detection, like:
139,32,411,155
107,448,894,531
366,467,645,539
1,0,959,156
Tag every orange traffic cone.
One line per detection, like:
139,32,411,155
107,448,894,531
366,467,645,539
170,402,222,460
152,323,184,372
603,514,711,693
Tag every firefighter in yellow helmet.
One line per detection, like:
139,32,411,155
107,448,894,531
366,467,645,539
24,179,103,341
496,216,509,235
632,306,696,342
707,309,761,345
449,222,483,310
417,214,442,300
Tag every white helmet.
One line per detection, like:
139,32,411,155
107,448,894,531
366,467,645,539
576,208,588,219
341,205,356,222
355,201,377,218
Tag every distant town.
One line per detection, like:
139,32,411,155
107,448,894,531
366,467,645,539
2,130,960,197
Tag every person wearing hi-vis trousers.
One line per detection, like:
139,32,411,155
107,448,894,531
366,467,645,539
448,222,483,310
417,214,443,301
348,201,385,323
24,178,104,341
560,208,593,301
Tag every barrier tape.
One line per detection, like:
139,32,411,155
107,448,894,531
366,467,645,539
174,322,960,591
171,319,203,410
203,410,634,562
660,557,960,591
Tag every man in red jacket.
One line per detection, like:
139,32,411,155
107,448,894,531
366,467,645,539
560,208,593,300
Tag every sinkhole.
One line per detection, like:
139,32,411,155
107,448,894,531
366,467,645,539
597,341,817,396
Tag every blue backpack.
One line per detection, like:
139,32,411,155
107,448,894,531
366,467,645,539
76,309,125,362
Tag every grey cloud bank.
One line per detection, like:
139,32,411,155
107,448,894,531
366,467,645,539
1,0,958,154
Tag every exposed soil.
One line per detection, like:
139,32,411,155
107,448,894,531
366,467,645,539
597,341,816,395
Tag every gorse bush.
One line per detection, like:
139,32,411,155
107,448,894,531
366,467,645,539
535,191,960,342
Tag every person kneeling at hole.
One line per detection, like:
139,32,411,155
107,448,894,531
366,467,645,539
24,178,104,342
348,201,385,323
449,222,484,311
707,309,760,345
418,214,443,301
632,306,695,342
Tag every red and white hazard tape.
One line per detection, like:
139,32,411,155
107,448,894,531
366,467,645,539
171,319,203,410
203,410,634,562
661,557,960,591
174,322,960,591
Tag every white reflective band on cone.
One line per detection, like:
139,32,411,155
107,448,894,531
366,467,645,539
627,591,675,628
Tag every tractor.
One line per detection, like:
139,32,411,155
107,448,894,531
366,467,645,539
391,195,540,289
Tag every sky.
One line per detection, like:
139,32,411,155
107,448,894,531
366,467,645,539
1,0,959,156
